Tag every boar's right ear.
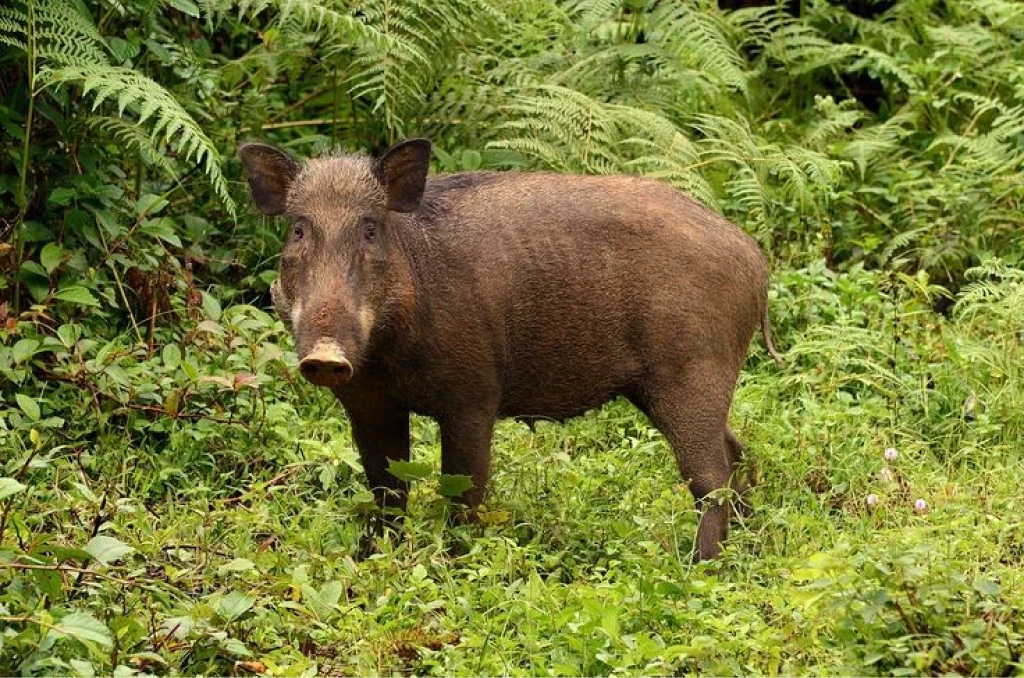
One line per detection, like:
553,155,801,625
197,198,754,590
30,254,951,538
239,142,300,216
374,138,431,213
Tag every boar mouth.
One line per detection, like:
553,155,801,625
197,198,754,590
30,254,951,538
298,340,353,388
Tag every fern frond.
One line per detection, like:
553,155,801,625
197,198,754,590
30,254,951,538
492,84,714,196
955,259,1024,329
842,111,918,180
86,116,179,179
655,2,750,94
0,0,110,66
805,97,865,149
725,5,791,52
260,0,502,137
43,65,236,215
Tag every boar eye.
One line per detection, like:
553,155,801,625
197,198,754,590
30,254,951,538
291,224,304,241
362,217,377,244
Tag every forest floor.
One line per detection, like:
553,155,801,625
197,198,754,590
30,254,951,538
2,260,1023,676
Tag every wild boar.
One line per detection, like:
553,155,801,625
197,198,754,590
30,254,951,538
240,138,781,560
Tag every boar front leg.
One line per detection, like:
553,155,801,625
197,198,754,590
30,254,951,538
439,408,497,519
344,400,411,536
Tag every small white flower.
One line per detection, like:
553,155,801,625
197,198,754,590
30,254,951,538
914,499,928,514
866,493,880,509
884,447,898,461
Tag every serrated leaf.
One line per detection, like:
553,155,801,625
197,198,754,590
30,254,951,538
54,286,100,307
55,612,113,648
0,477,27,501
216,591,256,621
85,535,135,565
388,460,433,482
40,243,63,274
438,473,474,498
16,394,41,421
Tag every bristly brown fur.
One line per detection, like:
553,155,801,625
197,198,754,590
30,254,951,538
241,139,784,562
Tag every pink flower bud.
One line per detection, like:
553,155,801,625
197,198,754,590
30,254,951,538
914,498,928,513
884,447,898,461
866,493,880,509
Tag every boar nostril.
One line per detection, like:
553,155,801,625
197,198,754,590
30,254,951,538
298,342,353,388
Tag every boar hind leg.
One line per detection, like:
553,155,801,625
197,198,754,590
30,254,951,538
642,364,740,561
345,402,411,528
440,409,497,519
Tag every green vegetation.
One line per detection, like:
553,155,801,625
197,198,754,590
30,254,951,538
1,0,1022,674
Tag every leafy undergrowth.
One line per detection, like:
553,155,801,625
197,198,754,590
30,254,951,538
3,0,1023,674
2,261,1023,676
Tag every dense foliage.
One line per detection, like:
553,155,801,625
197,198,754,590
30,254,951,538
1,0,1022,675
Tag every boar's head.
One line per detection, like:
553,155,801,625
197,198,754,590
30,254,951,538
240,139,431,388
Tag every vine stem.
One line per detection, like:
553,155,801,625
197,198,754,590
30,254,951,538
14,0,38,315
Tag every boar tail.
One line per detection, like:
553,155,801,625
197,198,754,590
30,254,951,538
761,302,784,367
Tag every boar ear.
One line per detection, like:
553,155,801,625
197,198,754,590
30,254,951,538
239,142,300,216
374,138,431,213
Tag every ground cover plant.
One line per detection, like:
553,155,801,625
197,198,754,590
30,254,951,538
1,0,1023,675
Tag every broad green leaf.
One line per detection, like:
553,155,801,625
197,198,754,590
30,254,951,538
221,637,251,657
19,260,48,280
162,343,182,371
12,338,40,365
55,612,113,648
201,292,222,321
68,659,94,677
218,558,255,576
304,580,344,621
136,193,168,217
47,187,77,206
438,473,474,498
974,578,1000,596
387,460,433,482
461,149,482,170
167,0,200,16
216,591,256,621
141,217,182,247
40,243,63,274
0,477,27,501
351,489,375,505
181,359,199,381
318,581,344,607
33,567,64,601
55,285,100,307
85,535,135,565
16,394,41,421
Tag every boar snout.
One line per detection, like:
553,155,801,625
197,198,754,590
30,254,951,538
298,340,353,388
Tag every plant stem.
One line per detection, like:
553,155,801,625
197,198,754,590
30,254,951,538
14,0,38,315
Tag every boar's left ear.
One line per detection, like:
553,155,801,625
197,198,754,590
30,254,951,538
374,138,431,213
239,142,300,216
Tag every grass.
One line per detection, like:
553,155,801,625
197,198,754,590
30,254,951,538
2,260,1023,676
